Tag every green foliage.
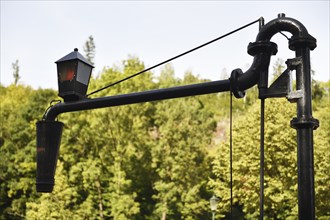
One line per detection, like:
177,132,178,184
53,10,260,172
314,90,330,219
0,57,329,219
271,58,285,81
210,99,298,219
26,161,76,219
312,81,330,219
83,35,96,65
0,85,57,219
210,95,330,219
151,96,216,219
312,80,329,105
12,59,21,85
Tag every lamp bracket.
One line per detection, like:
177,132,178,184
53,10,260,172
258,57,303,100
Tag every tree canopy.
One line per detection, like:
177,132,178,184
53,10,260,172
0,57,329,219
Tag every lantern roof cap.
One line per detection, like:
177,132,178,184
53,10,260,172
55,48,94,67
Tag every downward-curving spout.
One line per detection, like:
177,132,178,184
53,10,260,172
231,15,316,97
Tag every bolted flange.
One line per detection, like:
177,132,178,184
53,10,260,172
289,35,317,51
230,68,246,98
248,41,278,56
290,117,319,130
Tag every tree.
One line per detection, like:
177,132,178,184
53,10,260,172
26,161,76,219
209,91,330,219
210,98,298,219
157,63,178,88
83,35,96,65
150,68,217,219
1,54,328,219
0,85,57,219
313,85,330,219
271,58,285,82
12,59,20,85
25,57,155,219
311,71,327,103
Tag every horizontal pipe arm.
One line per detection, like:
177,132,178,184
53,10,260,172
45,79,230,121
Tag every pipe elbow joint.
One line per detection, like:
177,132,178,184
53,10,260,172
230,16,316,100
230,41,277,98
44,104,61,121
256,16,316,51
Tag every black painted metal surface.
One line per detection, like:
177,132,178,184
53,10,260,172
44,79,231,121
249,15,318,220
39,14,318,220
36,121,64,192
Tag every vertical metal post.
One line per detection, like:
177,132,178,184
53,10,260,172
259,99,265,220
258,17,265,220
254,15,318,219
290,47,319,220
229,91,233,220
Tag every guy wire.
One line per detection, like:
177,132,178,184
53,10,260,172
86,18,261,97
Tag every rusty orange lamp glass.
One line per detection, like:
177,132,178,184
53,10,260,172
55,48,94,102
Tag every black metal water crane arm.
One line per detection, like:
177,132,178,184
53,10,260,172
44,16,315,121
38,14,319,220
44,79,231,121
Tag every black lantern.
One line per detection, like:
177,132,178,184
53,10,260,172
55,48,94,102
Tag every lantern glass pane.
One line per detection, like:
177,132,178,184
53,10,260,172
58,61,76,82
76,62,92,85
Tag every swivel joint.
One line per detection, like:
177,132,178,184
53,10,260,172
230,68,245,98
248,41,278,56
230,41,278,98
289,34,317,51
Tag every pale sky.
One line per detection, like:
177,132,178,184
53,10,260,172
1,1,329,90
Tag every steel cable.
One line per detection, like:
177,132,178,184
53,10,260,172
87,18,261,97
